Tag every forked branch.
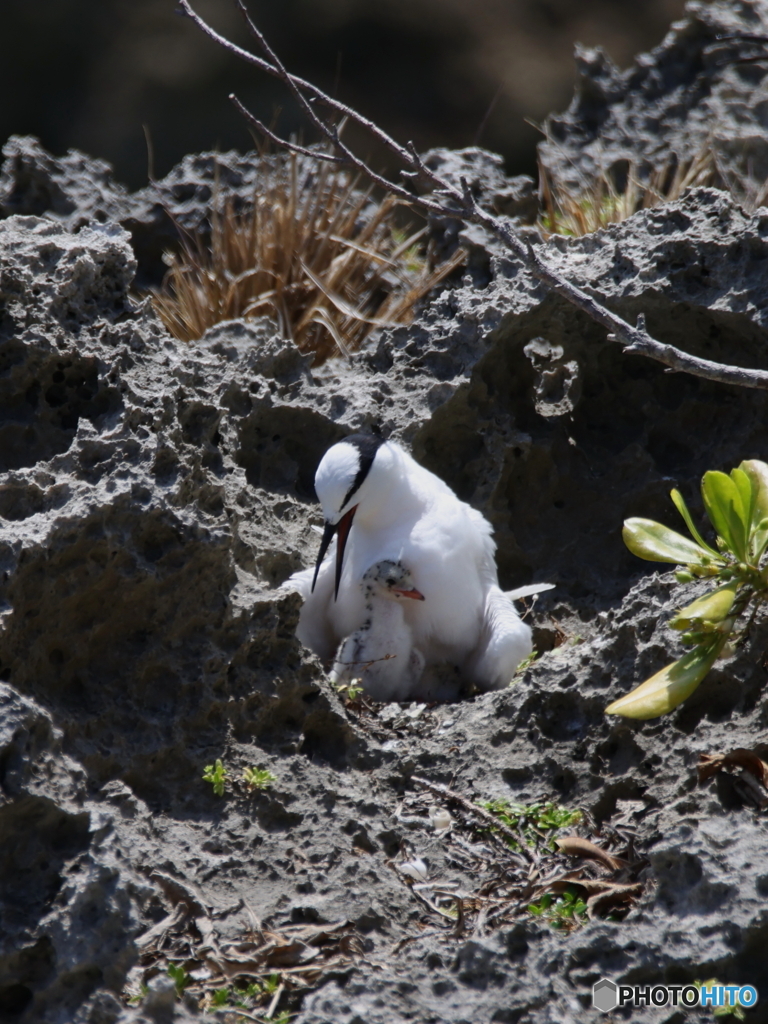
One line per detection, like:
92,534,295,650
178,0,768,391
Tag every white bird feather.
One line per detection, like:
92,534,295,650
287,436,541,693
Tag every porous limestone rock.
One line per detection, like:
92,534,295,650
3,15,768,1012
540,0,768,192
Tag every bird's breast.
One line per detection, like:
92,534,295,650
329,520,486,658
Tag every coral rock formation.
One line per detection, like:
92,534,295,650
2,2,768,1020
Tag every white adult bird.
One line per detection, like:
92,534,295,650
288,434,536,693
329,559,426,701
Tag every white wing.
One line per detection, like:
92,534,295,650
503,583,556,601
465,585,533,691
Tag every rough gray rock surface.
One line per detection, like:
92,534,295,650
3,15,768,1019
2,175,768,1021
0,684,144,1023
0,137,322,290
540,0,768,193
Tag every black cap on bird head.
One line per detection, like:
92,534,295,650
312,433,386,598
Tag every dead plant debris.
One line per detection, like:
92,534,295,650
698,748,768,809
329,702,648,936
537,146,715,239
151,151,464,364
125,870,367,1019
127,694,653,1016
393,776,648,937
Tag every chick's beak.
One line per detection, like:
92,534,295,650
393,587,425,601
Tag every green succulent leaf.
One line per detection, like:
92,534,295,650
740,459,768,521
669,582,739,631
701,471,748,562
622,518,717,566
740,460,768,559
670,488,719,556
753,517,768,565
730,468,755,531
605,640,725,719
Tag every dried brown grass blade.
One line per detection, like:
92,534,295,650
698,748,768,787
585,884,643,919
136,904,189,951
555,836,627,872
151,152,461,364
308,305,352,359
299,259,397,328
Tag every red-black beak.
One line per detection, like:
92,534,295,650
310,505,358,600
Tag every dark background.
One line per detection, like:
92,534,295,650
2,0,685,190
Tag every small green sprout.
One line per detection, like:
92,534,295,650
202,758,229,796
481,799,581,850
613,459,768,719
211,988,230,1007
528,888,588,930
262,974,281,995
233,980,262,1007
510,649,539,684
391,227,427,274
694,980,746,1020
242,767,276,791
332,679,364,702
536,803,582,830
166,963,190,996
127,984,149,1005
270,1012,293,1024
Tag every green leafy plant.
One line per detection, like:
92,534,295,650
482,799,581,850
510,649,539,684
167,963,191,997
270,1012,293,1024
331,680,364,702
610,459,768,719
527,888,588,930
202,758,229,796
242,767,276,791
211,987,230,1007
695,979,747,1020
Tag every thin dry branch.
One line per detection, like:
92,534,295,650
411,775,534,865
178,0,768,391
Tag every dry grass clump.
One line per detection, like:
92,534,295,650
537,146,715,239
152,153,463,364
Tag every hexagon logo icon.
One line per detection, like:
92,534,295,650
593,978,618,1013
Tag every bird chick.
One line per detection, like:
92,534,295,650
329,559,425,702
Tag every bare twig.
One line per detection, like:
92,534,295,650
230,96,344,163
178,0,768,391
411,775,534,864
265,981,285,1020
